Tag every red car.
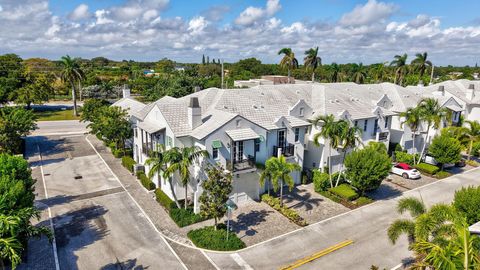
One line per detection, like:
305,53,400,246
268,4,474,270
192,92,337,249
391,163,421,179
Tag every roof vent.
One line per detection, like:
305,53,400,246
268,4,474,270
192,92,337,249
335,99,340,103
356,98,360,101
469,84,475,90
260,105,264,109
261,92,265,96
223,105,228,109
252,105,258,109
329,100,334,103
296,90,300,94
351,97,355,101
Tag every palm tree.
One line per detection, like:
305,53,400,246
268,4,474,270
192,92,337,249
464,120,480,161
60,55,84,116
278,48,299,83
330,63,341,82
417,98,448,164
265,155,301,207
411,52,432,78
390,54,408,85
400,107,422,164
310,114,342,188
352,63,367,84
259,165,274,196
371,62,388,83
388,197,427,245
164,146,209,209
304,47,322,82
335,120,362,186
145,144,181,209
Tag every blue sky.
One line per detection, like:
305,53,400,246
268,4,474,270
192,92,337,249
1,0,480,65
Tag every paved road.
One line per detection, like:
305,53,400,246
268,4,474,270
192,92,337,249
206,168,480,270
33,120,88,136
24,132,187,270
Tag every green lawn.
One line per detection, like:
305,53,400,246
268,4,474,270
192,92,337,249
34,109,81,121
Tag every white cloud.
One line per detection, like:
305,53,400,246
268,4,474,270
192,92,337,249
69,4,89,21
235,0,281,26
340,0,397,26
188,16,208,35
94,9,113,25
0,5,3,12
143,9,158,21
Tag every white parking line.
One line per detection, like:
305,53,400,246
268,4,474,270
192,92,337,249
85,135,189,270
230,253,253,270
390,263,403,270
36,143,60,270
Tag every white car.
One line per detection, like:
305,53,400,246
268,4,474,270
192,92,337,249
391,163,421,179
424,155,454,169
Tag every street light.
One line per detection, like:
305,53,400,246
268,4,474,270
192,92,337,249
225,199,237,241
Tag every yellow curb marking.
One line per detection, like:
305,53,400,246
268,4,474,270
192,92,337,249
280,239,354,270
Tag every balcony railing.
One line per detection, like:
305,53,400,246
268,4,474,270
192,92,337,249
378,132,389,142
227,155,256,172
141,143,151,156
273,144,295,157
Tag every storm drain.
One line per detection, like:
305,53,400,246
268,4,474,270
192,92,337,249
74,175,83,180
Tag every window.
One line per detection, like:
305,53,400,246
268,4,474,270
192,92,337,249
278,130,286,147
354,120,358,127
166,136,173,147
294,128,300,142
212,148,218,159
374,119,379,133
363,120,368,132
255,139,260,152
384,117,389,128
236,119,241,127
134,128,138,138
299,107,305,117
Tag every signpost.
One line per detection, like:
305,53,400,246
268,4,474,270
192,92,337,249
225,199,238,241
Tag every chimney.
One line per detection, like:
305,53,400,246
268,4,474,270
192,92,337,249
122,85,131,98
467,84,475,100
188,97,202,129
194,86,201,92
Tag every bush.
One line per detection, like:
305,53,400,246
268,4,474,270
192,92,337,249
394,151,418,165
414,163,440,175
329,184,359,201
170,207,206,227
112,148,124,158
394,143,403,152
187,226,246,251
136,171,156,190
261,194,307,226
471,142,480,157
121,156,135,173
466,160,479,167
453,186,480,225
155,188,177,212
435,171,451,179
356,196,373,206
428,135,462,169
313,170,330,192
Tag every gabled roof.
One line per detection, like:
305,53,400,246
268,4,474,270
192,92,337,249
112,97,146,117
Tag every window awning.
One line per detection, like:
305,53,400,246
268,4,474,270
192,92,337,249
212,140,223,148
445,104,463,112
137,121,165,134
226,128,260,141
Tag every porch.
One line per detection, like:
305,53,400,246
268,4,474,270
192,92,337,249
226,128,260,173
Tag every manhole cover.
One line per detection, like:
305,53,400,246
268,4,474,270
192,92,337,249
74,176,83,180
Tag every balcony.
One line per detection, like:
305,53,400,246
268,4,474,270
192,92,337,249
378,132,389,142
273,144,295,157
227,155,256,173
141,143,151,156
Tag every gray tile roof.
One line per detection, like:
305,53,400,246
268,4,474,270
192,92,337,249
112,97,146,117
226,128,260,141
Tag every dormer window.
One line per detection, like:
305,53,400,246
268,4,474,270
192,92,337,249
299,107,305,117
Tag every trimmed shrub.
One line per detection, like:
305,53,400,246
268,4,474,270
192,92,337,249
394,151,418,165
136,171,156,190
261,194,307,226
466,160,479,167
187,225,246,251
112,148,124,158
414,163,440,175
435,171,451,179
313,170,330,192
356,196,373,206
329,184,359,201
170,207,206,227
121,156,135,173
155,188,176,212
453,186,480,225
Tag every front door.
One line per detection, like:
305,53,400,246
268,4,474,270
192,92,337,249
278,130,286,148
233,141,244,162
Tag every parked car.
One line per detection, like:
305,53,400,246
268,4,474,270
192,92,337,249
391,163,421,179
424,155,455,169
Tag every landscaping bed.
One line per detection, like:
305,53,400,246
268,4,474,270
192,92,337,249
261,194,308,226
154,188,207,227
187,224,246,251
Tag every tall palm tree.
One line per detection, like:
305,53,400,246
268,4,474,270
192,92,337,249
259,165,274,196
352,63,367,84
390,54,408,85
400,107,422,164
278,48,299,83
464,120,480,161
310,114,342,188
265,155,301,207
417,98,448,164
330,63,341,82
388,197,427,245
371,62,388,83
164,146,209,209
304,47,322,82
60,55,84,116
335,120,363,186
411,52,432,78
145,144,181,209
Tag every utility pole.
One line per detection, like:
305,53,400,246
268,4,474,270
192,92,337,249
221,59,224,89
430,65,435,85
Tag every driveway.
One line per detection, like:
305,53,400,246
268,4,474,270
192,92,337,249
21,133,186,270
205,167,480,270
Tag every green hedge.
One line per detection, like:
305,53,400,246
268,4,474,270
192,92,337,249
356,196,373,206
136,171,156,190
394,151,419,165
170,207,206,227
121,156,135,173
261,194,307,226
187,225,246,251
435,171,451,179
155,188,176,212
329,184,359,201
313,170,330,192
414,163,439,175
